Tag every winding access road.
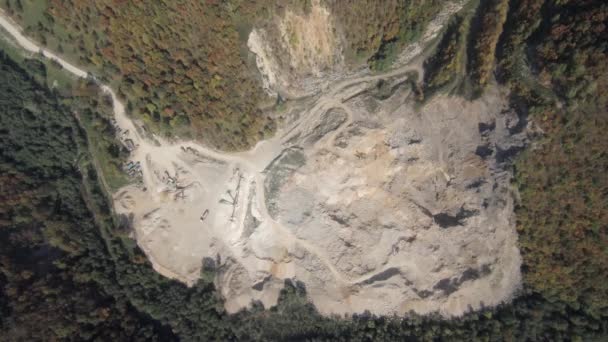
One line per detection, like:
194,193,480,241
0,8,434,289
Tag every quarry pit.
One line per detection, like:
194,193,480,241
110,0,524,317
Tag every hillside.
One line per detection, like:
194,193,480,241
1,0,448,150
0,0,606,340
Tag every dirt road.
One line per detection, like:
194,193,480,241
0,1,522,318
0,3,424,293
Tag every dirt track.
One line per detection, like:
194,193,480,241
0,0,523,317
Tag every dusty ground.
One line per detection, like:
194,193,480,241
111,0,525,317
248,0,345,98
0,1,525,318
111,69,525,316
111,0,526,314
395,0,469,67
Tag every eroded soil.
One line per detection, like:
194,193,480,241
0,1,525,317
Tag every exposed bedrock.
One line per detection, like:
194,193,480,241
219,84,527,317
117,76,528,317
116,3,528,316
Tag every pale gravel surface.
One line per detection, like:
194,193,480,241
0,1,524,317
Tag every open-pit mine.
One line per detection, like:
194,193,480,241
113,0,525,317
0,0,525,318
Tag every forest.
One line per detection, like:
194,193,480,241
325,0,445,70
0,0,449,149
0,0,607,341
423,0,608,323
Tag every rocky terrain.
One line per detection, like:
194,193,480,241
109,0,526,317
248,0,346,98
0,1,526,317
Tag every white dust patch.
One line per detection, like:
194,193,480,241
1,5,523,318
247,0,343,98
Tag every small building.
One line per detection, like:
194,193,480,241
124,138,135,151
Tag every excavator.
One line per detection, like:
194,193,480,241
199,209,209,222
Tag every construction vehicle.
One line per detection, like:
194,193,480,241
200,209,209,222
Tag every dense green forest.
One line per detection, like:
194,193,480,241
500,0,608,318
0,0,607,340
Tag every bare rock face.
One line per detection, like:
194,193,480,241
113,2,526,318
115,74,525,317
247,0,345,98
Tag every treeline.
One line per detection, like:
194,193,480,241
234,282,607,341
0,0,450,150
0,48,247,340
422,0,608,325
326,0,446,70
498,0,608,319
